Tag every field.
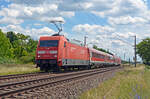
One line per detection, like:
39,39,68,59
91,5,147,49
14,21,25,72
0,64,40,76
80,64,150,99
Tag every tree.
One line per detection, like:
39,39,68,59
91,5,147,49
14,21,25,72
6,32,38,58
0,29,38,63
6,31,18,43
93,45,113,55
26,38,38,53
136,38,150,65
0,29,13,58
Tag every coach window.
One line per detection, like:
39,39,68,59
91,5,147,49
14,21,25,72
102,55,104,59
98,54,100,58
64,42,66,47
92,52,96,57
96,53,98,58
101,55,103,59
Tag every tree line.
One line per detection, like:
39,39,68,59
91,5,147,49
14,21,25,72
0,29,38,64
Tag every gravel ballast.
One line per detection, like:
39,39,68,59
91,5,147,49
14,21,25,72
26,68,122,99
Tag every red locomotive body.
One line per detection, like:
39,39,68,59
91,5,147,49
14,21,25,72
36,35,90,71
36,34,121,71
61,41,90,67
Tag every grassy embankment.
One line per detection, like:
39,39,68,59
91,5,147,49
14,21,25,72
0,64,40,76
0,56,40,75
80,64,150,99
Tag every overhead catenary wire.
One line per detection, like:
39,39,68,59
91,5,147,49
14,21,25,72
111,34,133,46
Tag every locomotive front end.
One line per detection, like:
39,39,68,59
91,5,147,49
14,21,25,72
36,36,60,71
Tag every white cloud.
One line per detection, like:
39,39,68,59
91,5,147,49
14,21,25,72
0,25,56,39
108,16,148,25
34,23,42,26
8,0,115,12
93,0,148,17
112,32,136,39
58,0,115,12
0,8,19,17
41,17,65,23
60,11,75,18
111,40,126,47
31,27,55,35
72,24,115,35
0,3,74,25
0,17,23,24
5,0,148,20
0,25,26,34
9,0,54,5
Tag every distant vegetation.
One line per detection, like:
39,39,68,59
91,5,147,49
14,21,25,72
137,38,150,65
93,45,113,55
0,29,38,64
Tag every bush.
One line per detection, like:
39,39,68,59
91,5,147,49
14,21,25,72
20,55,35,64
145,65,150,69
0,57,17,64
0,30,14,58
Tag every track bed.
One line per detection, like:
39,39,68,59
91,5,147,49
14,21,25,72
0,66,122,98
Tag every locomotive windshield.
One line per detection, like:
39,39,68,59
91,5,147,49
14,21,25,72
39,40,58,47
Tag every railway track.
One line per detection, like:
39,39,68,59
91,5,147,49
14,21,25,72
0,66,121,98
0,69,92,84
0,72,44,80
0,72,57,84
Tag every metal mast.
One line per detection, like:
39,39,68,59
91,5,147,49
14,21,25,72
84,36,88,46
134,35,137,67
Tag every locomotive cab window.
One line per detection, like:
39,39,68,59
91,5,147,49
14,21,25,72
39,40,58,47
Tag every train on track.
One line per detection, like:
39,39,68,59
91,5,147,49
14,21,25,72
36,34,121,72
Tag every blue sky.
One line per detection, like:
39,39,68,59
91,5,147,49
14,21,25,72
0,0,150,61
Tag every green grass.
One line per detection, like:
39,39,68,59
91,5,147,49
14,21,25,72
80,64,150,99
0,57,18,64
0,64,40,76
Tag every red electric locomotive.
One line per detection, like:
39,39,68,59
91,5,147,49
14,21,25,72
36,34,121,71
36,34,90,71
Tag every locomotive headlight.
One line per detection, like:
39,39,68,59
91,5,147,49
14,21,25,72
49,51,57,54
38,51,45,54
